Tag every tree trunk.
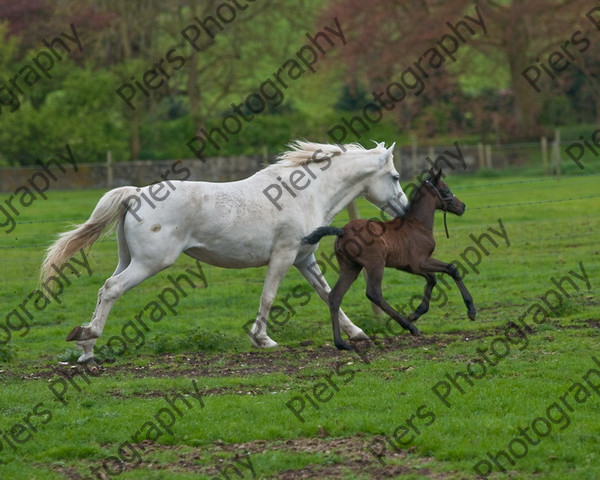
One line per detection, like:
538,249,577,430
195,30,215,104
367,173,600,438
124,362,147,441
508,53,540,139
505,9,540,140
130,111,140,160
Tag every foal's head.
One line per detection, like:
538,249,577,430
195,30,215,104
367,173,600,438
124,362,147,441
422,169,465,216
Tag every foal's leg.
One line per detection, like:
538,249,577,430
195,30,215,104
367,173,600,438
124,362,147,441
409,273,436,322
295,254,369,341
421,258,476,320
327,260,363,351
365,266,420,335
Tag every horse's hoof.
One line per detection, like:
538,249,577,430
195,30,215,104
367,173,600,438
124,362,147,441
66,326,98,342
335,341,353,351
78,356,97,366
410,327,421,336
468,311,476,321
66,326,84,341
249,335,278,348
349,330,369,341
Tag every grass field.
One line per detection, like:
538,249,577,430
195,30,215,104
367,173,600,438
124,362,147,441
1,166,599,479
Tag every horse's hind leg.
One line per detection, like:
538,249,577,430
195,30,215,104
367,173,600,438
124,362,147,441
328,261,362,350
68,258,170,363
365,266,420,336
409,273,436,322
112,216,131,277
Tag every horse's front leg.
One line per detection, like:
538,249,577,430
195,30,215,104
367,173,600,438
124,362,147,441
423,258,476,321
295,254,369,341
249,251,297,348
409,273,437,322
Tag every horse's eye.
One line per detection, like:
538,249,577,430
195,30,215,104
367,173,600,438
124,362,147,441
392,174,400,182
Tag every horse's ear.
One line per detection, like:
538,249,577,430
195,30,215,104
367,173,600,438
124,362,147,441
378,143,396,167
386,143,395,157
434,169,443,183
427,167,435,180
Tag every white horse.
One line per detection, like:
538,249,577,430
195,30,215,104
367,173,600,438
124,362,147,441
41,141,407,363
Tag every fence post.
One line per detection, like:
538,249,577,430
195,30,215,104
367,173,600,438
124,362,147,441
427,145,434,171
541,136,548,175
411,134,418,177
261,145,268,165
477,143,485,168
346,200,384,317
106,150,113,188
485,144,492,168
552,128,561,180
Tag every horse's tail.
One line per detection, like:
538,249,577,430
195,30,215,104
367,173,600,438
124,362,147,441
301,226,344,245
40,186,138,283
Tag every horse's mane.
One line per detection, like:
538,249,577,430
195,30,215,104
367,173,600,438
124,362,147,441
274,140,387,168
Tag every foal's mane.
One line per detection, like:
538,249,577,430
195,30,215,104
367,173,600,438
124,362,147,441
403,174,438,215
274,140,387,168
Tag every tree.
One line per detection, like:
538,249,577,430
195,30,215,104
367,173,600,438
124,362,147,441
323,0,595,139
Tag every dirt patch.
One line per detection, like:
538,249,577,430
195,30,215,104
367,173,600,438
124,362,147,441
107,383,287,399
24,318,599,384
584,319,600,329
19,332,448,381
53,435,466,480
15,327,516,383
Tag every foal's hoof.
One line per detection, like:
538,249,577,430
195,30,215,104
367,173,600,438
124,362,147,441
409,327,421,336
335,341,354,351
66,326,97,342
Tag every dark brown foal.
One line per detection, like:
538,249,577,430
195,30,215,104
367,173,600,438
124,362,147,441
302,169,475,350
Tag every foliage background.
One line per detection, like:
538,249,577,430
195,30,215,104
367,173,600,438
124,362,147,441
0,0,599,165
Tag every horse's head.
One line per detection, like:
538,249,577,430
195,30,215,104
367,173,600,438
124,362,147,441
363,143,408,216
425,168,465,215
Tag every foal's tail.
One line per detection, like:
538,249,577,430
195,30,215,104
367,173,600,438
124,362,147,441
301,226,344,245
40,186,138,282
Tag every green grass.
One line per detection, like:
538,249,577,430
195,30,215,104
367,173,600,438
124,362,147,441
0,164,599,479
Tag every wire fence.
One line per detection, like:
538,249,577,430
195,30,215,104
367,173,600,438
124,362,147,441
1,172,597,304
1,171,597,358
1,173,598,262
0,136,588,194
